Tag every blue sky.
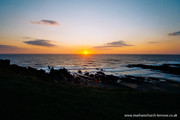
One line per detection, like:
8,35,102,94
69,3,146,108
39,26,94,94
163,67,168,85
0,0,180,54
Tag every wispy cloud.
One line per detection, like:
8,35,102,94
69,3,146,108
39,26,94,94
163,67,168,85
22,37,34,39
94,40,133,49
23,39,56,47
148,42,160,44
93,46,112,50
30,20,59,26
0,44,21,51
106,40,133,47
168,31,180,36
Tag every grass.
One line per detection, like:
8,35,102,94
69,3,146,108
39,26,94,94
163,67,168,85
0,68,179,120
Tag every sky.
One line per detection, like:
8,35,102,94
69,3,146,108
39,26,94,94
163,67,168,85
0,0,180,54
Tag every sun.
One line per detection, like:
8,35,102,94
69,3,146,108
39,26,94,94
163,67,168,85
81,50,92,55
83,50,88,54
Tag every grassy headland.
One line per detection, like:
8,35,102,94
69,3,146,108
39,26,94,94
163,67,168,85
0,60,179,120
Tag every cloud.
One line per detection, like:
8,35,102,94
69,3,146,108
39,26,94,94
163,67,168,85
106,40,133,47
23,39,56,47
22,37,34,39
30,20,59,26
168,31,180,36
93,46,112,50
148,42,160,44
0,44,21,51
94,40,133,49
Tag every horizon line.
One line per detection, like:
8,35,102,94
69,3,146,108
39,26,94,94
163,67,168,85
0,53,180,55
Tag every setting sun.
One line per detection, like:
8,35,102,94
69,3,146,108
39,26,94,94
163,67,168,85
83,51,88,54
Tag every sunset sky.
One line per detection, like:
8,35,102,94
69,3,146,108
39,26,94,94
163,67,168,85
0,0,180,54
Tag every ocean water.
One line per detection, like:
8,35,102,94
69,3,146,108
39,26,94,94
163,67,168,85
0,54,180,81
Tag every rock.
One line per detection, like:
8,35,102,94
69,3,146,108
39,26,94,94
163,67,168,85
78,70,82,74
96,71,105,76
50,67,74,83
10,64,27,73
0,59,10,67
84,72,89,76
127,64,180,75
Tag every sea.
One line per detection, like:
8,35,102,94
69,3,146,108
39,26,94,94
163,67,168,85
0,54,180,82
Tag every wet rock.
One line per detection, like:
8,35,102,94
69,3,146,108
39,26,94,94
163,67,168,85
127,64,180,75
96,71,105,76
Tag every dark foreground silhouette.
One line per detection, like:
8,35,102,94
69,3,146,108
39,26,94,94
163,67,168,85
1,59,179,93
0,59,180,120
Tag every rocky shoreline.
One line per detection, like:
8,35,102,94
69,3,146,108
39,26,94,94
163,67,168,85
1,59,180,93
127,63,180,75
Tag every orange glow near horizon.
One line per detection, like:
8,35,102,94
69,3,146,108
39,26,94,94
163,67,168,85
0,37,180,54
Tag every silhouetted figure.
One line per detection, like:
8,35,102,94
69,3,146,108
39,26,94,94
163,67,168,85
50,67,55,75
48,65,51,70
